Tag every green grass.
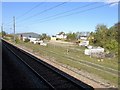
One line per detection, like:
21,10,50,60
15,41,118,71
10,40,118,87
42,43,118,70
33,43,118,86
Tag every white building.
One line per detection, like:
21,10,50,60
80,36,87,40
56,32,67,39
51,36,57,41
17,32,40,42
29,37,37,42
33,40,43,44
84,47,104,56
40,42,47,46
22,37,27,41
56,34,67,39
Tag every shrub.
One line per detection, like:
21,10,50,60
24,38,30,43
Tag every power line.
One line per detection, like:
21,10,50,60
16,2,45,20
16,2,97,25
30,2,118,25
5,2,45,25
33,2,98,22
16,1,70,24
4,1,69,33
4,2,118,31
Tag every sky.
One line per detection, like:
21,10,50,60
1,0,119,36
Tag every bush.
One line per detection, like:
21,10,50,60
24,38,30,43
56,38,61,40
3,37,9,40
15,37,20,43
105,53,115,58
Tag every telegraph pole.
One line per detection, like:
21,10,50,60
13,16,15,43
1,23,3,38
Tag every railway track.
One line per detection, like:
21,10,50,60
2,40,94,89
39,44,119,76
21,43,118,88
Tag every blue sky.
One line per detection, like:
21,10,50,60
2,1,118,36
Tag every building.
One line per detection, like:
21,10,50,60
84,47,104,56
56,32,67,39
17,32,40,42
79,36,87,40
51,35,57,41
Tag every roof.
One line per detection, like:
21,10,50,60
57,32,65,35
16,32,40,38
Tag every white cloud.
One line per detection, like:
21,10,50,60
103,0,119,6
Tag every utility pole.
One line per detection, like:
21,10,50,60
1,23,3,38
13,16,15,43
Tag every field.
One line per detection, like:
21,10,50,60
10,40,119,87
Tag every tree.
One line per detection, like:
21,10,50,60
2,31,6,37
93,24,108,47
66,32,77,41
90,23,118,55
109,22,119,42
39,33,51,40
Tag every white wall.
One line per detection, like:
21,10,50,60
80,37,87,40
22,37,27,41
84,47,104,55
28,37,37,42
56,34,67,39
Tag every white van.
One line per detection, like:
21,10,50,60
79,41,89,46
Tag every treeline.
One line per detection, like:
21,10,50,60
65,22,119,55
89,23,119,55
1,22,119,55
39,33,51,40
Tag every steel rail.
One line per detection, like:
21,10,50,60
3,42,55,89
2,40,94,90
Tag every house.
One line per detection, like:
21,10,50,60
56,32,67,39
51,35,57,41
77,35,88,41
76,32,90,41
77,35,88,46
17,32,40,42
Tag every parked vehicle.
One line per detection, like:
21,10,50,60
79,41,89,46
